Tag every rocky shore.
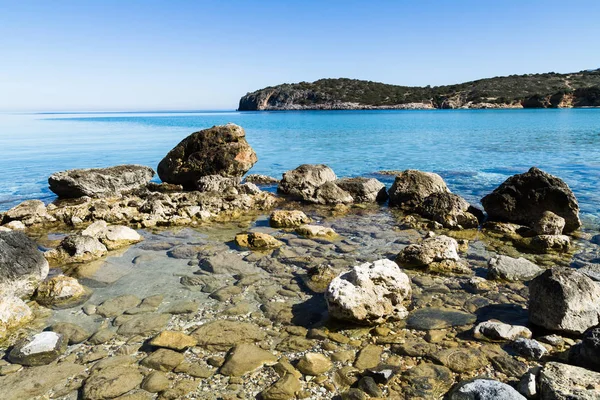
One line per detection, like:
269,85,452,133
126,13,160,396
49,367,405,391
1,123,599,399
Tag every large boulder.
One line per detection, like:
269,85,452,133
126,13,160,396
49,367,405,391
481,167,581,233
277,164,337,202
418,192,481,229
538,362,600,399
388,170,449,208
49,165,155,198
529,267,600,334
0,231,49,297
157,123,257,188
335,177,388,203
326,259,412,324
313,182,353,205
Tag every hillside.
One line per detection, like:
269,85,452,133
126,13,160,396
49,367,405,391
238,70,600,110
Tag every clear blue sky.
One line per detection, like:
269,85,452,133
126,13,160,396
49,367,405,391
1,0,599,111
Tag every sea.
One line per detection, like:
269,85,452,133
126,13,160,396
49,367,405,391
1,109,599,229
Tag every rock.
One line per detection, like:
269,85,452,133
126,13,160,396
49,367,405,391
418,192,481,229
0,231,49,297
325,259,412,324
529,267,600,334
157,123,257,188
2,200,55,226
97,295,141,318
296,353,332,375
244,174,279,185
149,330,198,351
532,211,566,235
406,307,476,330
487,255,543,281
89,328,115,345
580,263,600,282
196,175,240,192
0,295,33,339
474,320,532,341
191,320,266,351
481,167,581,233
516,370,538,398
357,376,383,397
511,338,547,360
538,362,600,399
165,300,198,314
8,331,67,366
260,373,301,400
49,165,154,198
448,378,526,399
295,224,338,240
83,364,144,399
313,182,354,205
235,232,283,250
117,313,170,336
491,355,529,378
220,343,277,377
0,362,84,400
35,275,91,309
142,371,170,393
396,235,460,268
569,326,600,372
47,234,108,264
520,234,570,253
401,363,454,399
336,177,388,203
432,347,488,372
49,322,90,344
354,345,382,370
141,348,184,371
388,170,449,208
82,221,143,250
270,210,311,228
277,164,337,202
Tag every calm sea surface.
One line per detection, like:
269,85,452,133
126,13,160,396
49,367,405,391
1,110,599,228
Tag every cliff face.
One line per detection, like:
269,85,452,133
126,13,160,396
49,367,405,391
239,70,600,111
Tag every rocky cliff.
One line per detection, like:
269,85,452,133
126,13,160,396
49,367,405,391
239,70,600,111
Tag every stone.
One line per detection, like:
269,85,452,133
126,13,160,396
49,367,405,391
196,174,240,192
538,362,600,399
0,295,32,339
406,307,476,330
569,326,600,372
142,371,170,393
0,362,84,400
219,343,278,377
529,267,600,334
490,355,529,378
326,259,412,324
157,123,257,188
511,338,547,360
235,232,283,250
473,320,532,341
487,255,543,281
396,235,460,268
481,167,581,233
244,174,279,184
313,182,354,205
166,300,198,314
341,389,367,400
296,353,332,375
82,221,143,250
388,170,449,208
117,313,170,336
521,234,570,253
278,164,337,202
295,224,338,240
532,210,566,235
83,364,144,399
357,376,383,397
191,320,266,351
260,373,301,400
149,330,197,351
336,177,388,203
97,295,141,318
354,345,382,370
418,192,481,229
517,370,538,398
35,275,91,309
49,322,90,344
0,231,49,297
4,221,25,230
269,210,311,228
8,331,67,366
48,234,108,264
141,348,185,371
448,378,526,399
400,363,454,399
2,200,55,226
89,329,116,345
432,348,488,372
49,165,154,198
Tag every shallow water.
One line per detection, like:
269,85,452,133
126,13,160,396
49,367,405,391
1,109,599,228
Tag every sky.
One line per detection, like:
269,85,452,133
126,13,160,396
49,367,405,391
1,0,599,111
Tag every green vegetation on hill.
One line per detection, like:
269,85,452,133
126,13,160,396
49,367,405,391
238,69,600,110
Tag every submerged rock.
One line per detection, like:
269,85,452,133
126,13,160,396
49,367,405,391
35,275,91,309
529,267,600,334
406,307,476,330
9,331,67,366
335,177,388,203
400,363,454,399
481,167,581,233
278,164,337,202
157,123,257,188
220,343,278,377
0,231,49,297
296,353,333,375
326,259,412,324
83,363,144,400
270,210,311,228
49,165,155,198
388,170,449,208
0,362,84,400
538,362,600,399
487,255,542,281
191,320,266,351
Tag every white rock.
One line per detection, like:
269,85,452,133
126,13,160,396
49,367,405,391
296,224,337,239
474,320,532,341
396,235,459,267
20,331,61,355
0,296,32,338
326,259,412,324
82,221,142,250
4,221,25,230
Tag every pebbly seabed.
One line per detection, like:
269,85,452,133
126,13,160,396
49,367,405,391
0,124,599,399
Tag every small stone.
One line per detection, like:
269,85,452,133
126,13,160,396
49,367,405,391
219,343,278,377
89,328,115,345
473,320,532,341
141,348,184,371
191,320,266,351
166,300,198,314
141,371,170,393
149,330,197,351
83,364,144,400
296,353,332,376
354,345,382,370
432,347,488,373
295,225,338,240
8,331,67,366
235,232,283,250
116,313,170,336
270,210,311,228
49,322,90,344
35,276,91,309
260,373,301,400
487,255,543,282
532,211,565,235
448,378,526,399
400,363,454,399
406,307,476,330
96,295,141,318
357,376,383,397
175,362,215,378
511,338,547,360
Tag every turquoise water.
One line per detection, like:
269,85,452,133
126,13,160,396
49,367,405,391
1,110,599,228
